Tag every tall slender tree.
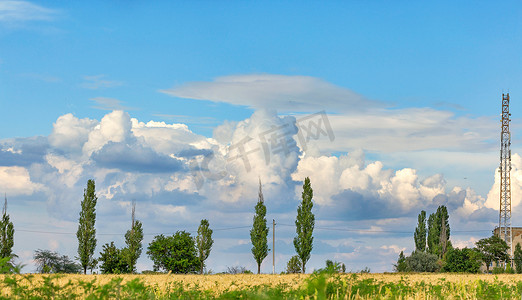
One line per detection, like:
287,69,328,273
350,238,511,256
414,210,426,252
0,195,14,260
427,212,439,255
294,177,315,273
427,205,451,258
250,179,269,274
77,179,97,274
514,243,522,274
124,199,143,273
196,219,213,274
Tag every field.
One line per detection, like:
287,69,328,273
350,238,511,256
2,272,522,299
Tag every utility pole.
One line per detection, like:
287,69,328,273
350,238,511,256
272,219,276,274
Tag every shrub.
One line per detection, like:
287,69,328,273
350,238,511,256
286,255,302,274
225,266,252,274
442,248,481,273
405,251,439,272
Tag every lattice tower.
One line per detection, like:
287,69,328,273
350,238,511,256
499,93,513,259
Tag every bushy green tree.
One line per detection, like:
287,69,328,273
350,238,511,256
514,243,522,274
147,231,199,273
442,248,481,273
414,211,426,252
196,219,213,274
33,249,81,273
394,251,408,272
99,242,129,274
475,235,509,273
294,177,315,273
405,251,439,272
286,255,301,274
250,180,269,274
77,179,97,274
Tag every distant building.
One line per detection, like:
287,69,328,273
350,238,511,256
493,227,522,256
479,227,522,272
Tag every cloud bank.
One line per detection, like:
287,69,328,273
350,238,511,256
0,107,508,273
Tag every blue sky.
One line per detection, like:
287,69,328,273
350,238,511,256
1,0,522,273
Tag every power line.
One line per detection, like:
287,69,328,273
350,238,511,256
16,225,253,236
16,224,494,237
277,224,492,234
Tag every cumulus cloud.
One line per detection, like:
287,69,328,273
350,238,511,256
83,111,133,156
485,153,522,210
0,166,42,195
0,137,47,166
0,108,507,273
291,149,495,222
49,113,98,154
92,142,184,173
191,109,301,204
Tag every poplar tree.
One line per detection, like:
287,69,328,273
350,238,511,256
427,212,439,255
124,200,143,273
294,177,315,273
196,219,213,274
250,179,269,274
427,205,451,258
514,243,522,274
77,179,97,274
414,210,426,252
0,195,14,260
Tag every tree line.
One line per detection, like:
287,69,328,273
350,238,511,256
396,206,519,273
32,177,316,274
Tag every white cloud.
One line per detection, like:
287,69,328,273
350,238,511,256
195,109,300,203
90,97,134,111
0,109,505,273
485,153,522,211
161,74,377,112
131,118,210,156
0,166,42,195
83,111,133,156
49,113,98,154
451,237,480,249
304,108,497,154
0,1,58,23
81,75,123,90
162,74,497,156
291,150,487,220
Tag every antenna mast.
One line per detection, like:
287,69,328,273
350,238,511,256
499,93,513,260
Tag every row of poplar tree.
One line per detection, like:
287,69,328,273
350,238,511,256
75,179,214,274
70,177,316,274
251,177,315,274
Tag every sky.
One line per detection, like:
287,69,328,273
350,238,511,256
1,0,522,273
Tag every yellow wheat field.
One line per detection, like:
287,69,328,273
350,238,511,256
3,272,522,293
